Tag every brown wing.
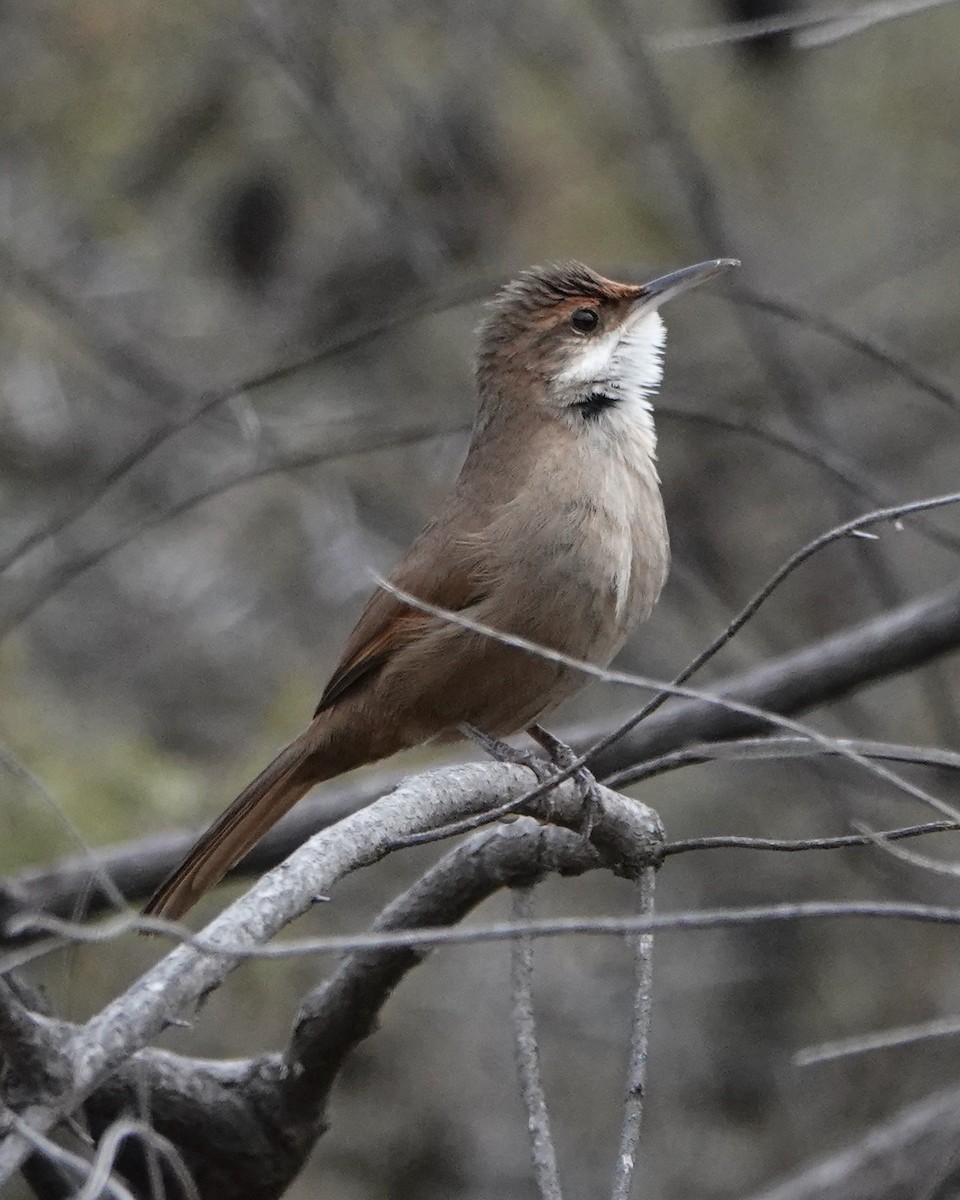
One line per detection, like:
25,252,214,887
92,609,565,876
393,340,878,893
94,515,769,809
314,519,490,716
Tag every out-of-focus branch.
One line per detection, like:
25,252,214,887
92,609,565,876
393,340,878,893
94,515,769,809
0,417,469,639
652,0,960,54
732,289,960,411
744,1083,960,1200
0,978,70,1102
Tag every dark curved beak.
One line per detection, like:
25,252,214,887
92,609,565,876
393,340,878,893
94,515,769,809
636,258,740,308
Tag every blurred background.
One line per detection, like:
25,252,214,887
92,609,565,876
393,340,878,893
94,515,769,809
2,0,960,1196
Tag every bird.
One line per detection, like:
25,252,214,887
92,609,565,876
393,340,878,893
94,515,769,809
145,257,738,921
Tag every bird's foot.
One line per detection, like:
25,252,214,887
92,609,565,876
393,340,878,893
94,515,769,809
460,724,554,786
527,723,602,840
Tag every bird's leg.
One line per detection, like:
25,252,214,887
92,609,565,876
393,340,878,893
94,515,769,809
526,723,602,839
460,724,553,785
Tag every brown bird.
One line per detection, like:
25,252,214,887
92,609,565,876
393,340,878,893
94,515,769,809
145,257,738,921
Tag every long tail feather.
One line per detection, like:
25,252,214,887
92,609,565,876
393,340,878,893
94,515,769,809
144,731,322,922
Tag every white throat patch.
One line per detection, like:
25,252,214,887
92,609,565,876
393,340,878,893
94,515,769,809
557,310,667,452
558,310,666,400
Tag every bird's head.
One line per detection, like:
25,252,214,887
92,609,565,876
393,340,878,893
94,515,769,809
475,259,738,447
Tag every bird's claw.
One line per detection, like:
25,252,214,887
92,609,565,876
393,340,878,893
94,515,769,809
527,723,603,839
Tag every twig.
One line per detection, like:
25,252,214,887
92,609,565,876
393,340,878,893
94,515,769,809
796,1014,960,1067
6,1115,135,1200
732,289,960,411
743,1083,960,1200
852,821,960,878
651,0,960,53
13,898,960,973
611,868,656,1200
590,578,960,778
511,884,563,1200
662,406,960,557
72,1117,199,1200
618,491,960,734
0,741,129,920
607,735,960,789
661,821,959,858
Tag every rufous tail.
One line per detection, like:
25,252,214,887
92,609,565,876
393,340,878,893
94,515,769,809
144,729,325,922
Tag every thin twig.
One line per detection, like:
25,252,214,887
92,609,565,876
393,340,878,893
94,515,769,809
13,898,960,970
662,406,960,557
852,821,960,878
732,289,960,411
661,821,959,858
651,0,960,53
606,735,960,789
72,1118,199,1200
510,884,563,1200
796,1014,960,1067
0,742,130,919
0,419,468,639
616,491,960,735
5,1114,135,1200
611,868,656,1200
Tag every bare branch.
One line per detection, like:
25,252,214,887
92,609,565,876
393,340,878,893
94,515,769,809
590,579,960,778
608,735,960,789
0,978,71,1100
661,821,959,858
511,884,563,1200
0,769,660,1185
611,868,656,1200
744,1084,960,1200
15,818,651,1198
796,1014,960,1067
732,289,960,411
652,0,960,54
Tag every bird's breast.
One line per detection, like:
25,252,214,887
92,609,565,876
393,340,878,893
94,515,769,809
495,444,669,668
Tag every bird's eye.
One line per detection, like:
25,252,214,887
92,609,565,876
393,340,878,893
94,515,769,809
570,307,599,333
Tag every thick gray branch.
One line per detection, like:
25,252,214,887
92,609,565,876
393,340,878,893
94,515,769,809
0,767,660,1187
10,811,658,1200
